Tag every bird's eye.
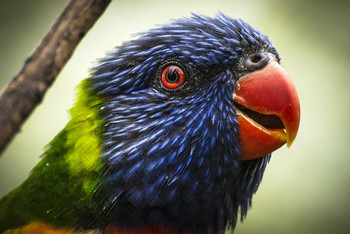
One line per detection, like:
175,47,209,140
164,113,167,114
161,65,185,89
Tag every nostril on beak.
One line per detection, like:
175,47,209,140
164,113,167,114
244,52,272,71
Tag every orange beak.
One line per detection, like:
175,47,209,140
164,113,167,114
234,61,300,160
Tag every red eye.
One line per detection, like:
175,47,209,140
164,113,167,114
161,65,185,89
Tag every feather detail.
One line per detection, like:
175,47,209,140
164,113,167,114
2,222,98,234
106,224,185,234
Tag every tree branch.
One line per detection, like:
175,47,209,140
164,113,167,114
0,0,111,156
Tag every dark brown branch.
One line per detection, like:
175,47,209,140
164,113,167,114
0,0,111,156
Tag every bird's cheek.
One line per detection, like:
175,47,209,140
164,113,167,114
233,61,300,160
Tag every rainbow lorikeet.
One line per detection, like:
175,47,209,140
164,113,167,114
0,13,300,233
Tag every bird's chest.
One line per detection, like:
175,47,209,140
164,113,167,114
99,150,238,233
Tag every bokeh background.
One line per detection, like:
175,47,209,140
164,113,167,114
1,0,349,233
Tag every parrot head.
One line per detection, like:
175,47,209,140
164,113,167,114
0,13,300,234
89,13,300,233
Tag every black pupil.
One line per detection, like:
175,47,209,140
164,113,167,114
166,68,179,83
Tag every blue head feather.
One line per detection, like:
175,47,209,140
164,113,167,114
91,13,276,233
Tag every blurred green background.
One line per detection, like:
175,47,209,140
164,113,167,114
1,0,349,233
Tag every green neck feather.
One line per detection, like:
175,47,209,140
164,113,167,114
54,78,104,181
0,79,105,231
